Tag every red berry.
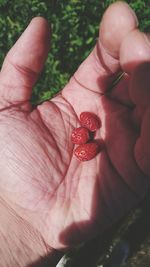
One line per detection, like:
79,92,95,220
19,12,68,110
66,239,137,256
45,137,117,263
74,142,100,161
71,127,90,145
80,112,101,132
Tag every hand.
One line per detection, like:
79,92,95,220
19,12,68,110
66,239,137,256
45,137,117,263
0,1,150,264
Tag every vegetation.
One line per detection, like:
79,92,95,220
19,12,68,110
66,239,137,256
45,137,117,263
0,0,150,103
0,1,150,266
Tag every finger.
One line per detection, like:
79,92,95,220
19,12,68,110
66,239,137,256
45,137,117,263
63,1,138,98
135,107,150,176
131,62,150,127
129,62,150,107
120,31,150,73
108,32,150,108
0,17,50,108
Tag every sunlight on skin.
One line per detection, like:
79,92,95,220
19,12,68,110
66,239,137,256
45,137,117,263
0,2,150,256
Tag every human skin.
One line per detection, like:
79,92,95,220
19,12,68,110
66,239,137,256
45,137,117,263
0,2,150,267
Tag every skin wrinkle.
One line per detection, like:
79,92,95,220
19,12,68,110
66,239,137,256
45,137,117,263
34,107,63,160
59,92,80,121
95,41,118,74
51,96,72,112
44,144,64,181
20,242,31,263
29,152,61,198
5,148,45,196
19,217,51,256
8,129,45,178
0,99,30,112
55,108,69,148
1,238,16,267
73,64,132,111
42,141,62,178
78,178,95,220
0,81,32,105
63,201,73,230
8,59,39,78
71,73,133,113
72,74,105,96
0,115,62,201
56,94,80,156
37,102,67,155
73,39,121,94
64,159,81,201
0,202,50,267
44,98,77,162
46,176,66,203
3,57,39,85
49,151,77,202
36,135,67,183
72,167,81,200
32,102,81,203
0,220,27,267
51,97,76,137
63,162,74,200
0,111,27,129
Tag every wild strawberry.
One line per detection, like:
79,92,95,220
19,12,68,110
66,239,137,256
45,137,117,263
71,127,90,145
80,112,101,132
74,142,100,161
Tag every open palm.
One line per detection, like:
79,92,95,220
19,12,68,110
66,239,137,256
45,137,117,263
0,2,150,250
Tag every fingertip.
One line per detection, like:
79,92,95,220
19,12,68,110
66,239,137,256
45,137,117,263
120,30,150,73
29,16,51,44
30,16,51,32
7,15,52,73
99,1,138,58
0,16,52,107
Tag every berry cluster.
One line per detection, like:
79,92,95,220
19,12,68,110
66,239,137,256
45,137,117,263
71,112,102,161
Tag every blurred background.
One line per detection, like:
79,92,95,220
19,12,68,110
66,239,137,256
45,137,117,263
0,0,150,266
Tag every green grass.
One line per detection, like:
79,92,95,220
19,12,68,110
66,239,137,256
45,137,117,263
0,0,150,104
0,1,150,266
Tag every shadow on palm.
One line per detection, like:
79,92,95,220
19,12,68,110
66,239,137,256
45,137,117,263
8,60,150,249
47,69,149,248
0,58,149,252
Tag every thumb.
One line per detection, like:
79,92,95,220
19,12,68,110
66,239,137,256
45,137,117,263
70,1,138,95
0,17,50,109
